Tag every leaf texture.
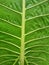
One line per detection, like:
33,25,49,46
0,0,49,65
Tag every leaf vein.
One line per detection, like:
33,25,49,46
26,14,49,21
25,25,49,36
25,36,49,44
0,3,22,15
0,40,20,49
0,31,21,40
0,18,21,28
0,47,20,55
26,0,48,10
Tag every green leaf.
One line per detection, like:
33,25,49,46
0,0,49,65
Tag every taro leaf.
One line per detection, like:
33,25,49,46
0,0,49,65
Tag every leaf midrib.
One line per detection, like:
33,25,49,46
20,0,25,65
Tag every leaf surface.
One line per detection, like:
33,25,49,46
0,0,49,65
